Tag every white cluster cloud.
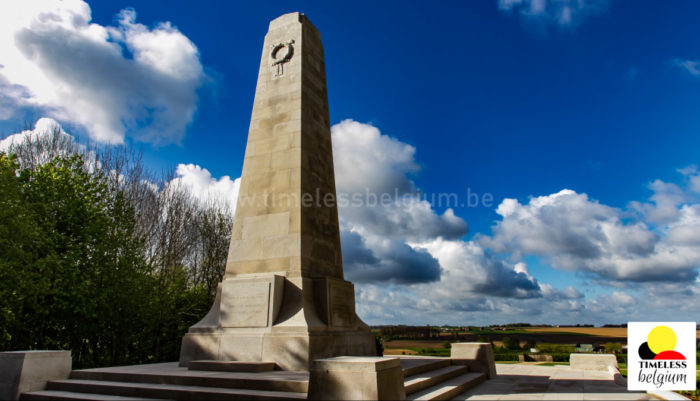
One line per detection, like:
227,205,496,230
332,120,468,241
629,179,687,223
587,291,636,315
0,0,204,144
0,117,71,152
678,165,700,193
487,187,700,282
498,0,609,28
0,117,87,168
333,119,419,195
170,164,240,213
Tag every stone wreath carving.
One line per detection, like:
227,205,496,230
270,39,295,77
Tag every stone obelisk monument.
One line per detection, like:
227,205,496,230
179,12,375,371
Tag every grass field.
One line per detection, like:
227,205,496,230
383,348,418,355
382,340,451,357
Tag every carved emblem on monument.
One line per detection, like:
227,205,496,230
270,39,295,77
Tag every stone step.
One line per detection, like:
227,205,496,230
404,365,469,395
187,360,276,373
70,366,308,393
400,358,451,378
46,379,306,401
21,390,169,400
406,372,487,401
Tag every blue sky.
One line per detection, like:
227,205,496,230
2,0,700,325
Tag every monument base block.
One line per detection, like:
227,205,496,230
0,351,71,401
179,275,375,371
181,330,375,371
308,357,405,400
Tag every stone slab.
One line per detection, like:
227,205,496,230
187,360,276,372
0,350,71,401
308,357,405,400
454,362,654,400
312,356,400,372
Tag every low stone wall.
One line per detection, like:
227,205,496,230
451,342,497,379
569,353,618,371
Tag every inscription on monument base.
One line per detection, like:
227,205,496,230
328,279,356,328
220,280,271,328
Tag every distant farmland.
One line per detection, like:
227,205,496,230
524,327,627,337
379,326,700,356
524,327,700,339
380,325,700,359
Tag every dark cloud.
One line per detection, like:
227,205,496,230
341,229,441,284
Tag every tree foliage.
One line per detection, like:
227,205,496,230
0,131,233,368
605,342,622,353
502,336,521,350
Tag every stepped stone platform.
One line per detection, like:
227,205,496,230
399,357,487,400
20,357,487,401
21,362,309,400
20,358,675,400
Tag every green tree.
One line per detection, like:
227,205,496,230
0,154,38,348
0,153,153,367
1,132,234,368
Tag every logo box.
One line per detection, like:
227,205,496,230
627,322,696,391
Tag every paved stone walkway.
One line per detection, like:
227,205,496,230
454,363,657,400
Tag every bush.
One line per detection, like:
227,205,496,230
550,353,571,362
616,353,627,364
416,347,450,357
